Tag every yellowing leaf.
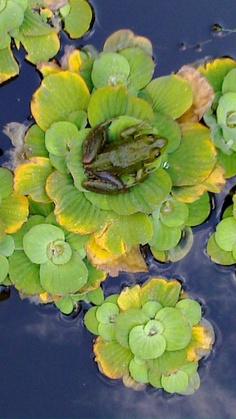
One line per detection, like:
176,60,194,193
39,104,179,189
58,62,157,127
177,65,214,122
14,157,53,203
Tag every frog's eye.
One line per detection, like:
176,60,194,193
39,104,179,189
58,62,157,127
154,150,160,158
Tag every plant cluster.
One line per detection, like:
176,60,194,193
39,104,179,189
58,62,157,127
2,24,236,396
1,30,235,315
84,276,215,395
0,0,93,83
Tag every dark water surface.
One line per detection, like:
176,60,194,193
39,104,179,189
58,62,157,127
1,1,236,418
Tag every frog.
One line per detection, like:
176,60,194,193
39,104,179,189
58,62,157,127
82,120,167,194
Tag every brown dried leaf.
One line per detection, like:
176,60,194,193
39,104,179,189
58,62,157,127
177,65,214,122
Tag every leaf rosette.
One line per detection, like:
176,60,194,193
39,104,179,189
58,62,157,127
8,214,106,313
84,277,214,395
199,58,236,176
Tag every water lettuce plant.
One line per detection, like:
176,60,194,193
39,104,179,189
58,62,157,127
1,29,234,314
84,276,214,395
6,30,222,274
0,0,93,83
6,212,106,314
198,58,236,178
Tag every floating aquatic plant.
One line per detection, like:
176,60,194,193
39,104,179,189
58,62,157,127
207,191,236,265
3,29,225,275
198,57,236,177
0,0,93,83
84,277,214,395
6,212,106,314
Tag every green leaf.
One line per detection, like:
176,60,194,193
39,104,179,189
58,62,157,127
0,167,13,199
198,57,236,93
222,68,236,94
115,308,149,348
185,192,211,227
0,46,19,84
175,299,202,326
45,121,81,157
159,198,188,227
145,74,193,119
161,370,189,394
215,217,236,251
151,112,181,153
62,0,93,39
149,218,182,251
0,234,14,256
55,297,75,314
140,277,181,307
31,71,90,131
91,52,130,88
87,85,154,127
141,301,163,319
93,337,133,379
166,123,216,186
0,254,9,282
148,348,187,376
207,233,235,265
97,213,153,254
9,250,44,295
46,171,112,234
155,307,192,351
40,251,88,295
129,358,149,383
23,224,65,264
119,46,154,91
167,227,194,262
96,302,120,324
129,322,166,359
84,306,99,335
14,157,53,203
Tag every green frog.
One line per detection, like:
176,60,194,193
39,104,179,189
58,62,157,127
82,120,167,194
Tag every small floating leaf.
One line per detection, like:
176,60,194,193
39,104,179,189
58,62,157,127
94,337,133,379
215,217,236,251
176,299,202,326
31,71,90,131
23,224,65,264
40,251,88,295
117,284,142,310
149,218,182,251
155,307,192,351
115,308,149,348
9,250,44,295
87,85,153,127
159,198,188,227
129,322,166,359
161,370,189,393
140,277,181,307
91,52,130,88
166,123,216,186
198,57,236,93
0,254,9,283
62,0,93,39
14,157,53,203
145,74,193,119
129,358,149,383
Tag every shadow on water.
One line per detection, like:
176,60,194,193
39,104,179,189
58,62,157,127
1,1,236,418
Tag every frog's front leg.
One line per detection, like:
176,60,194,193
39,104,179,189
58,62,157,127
82,119,115,164
82,170,126,194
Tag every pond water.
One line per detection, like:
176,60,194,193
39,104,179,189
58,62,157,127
1,1,236,418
